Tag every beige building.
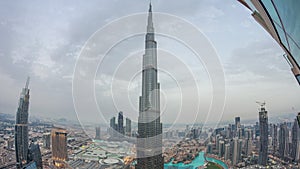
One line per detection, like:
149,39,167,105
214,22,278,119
51,128,68,168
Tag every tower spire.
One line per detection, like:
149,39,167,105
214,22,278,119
25,76,30,89
147,1,154,33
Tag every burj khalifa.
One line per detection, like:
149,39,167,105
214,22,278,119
136,3,163,169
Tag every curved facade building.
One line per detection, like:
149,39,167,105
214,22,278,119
15,77,30,168
239,0,300,85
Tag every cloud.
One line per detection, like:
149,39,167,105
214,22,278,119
0,0,299,124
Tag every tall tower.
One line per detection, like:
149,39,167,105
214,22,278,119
15,77,30,169
136,3,163,169
258,102,268,166
117,111,124,135
291,118,300,161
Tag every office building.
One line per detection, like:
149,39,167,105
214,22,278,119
232,137,241,165
272,124,278,154
125,118,131,137
43,133,51,149
279,123,289,159
291,119,300,161
7,138,14,150
117,111,124,135
224,143,231,161
28,142,43,169
95,126,101,140
136,3,163,169
15,77,30,169
218,140,225,158
51,128,68,168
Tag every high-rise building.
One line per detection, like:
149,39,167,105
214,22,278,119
258,105,268,166
218,140,225,158
15,77,30,169
224,143,231,161
235,117,241,130
272,124,278,154
51,128,68,168
279,123,289,159
244,129,252,156
291,119,300,161
95,126,101,140
238,0,300,85
125,117,131,137
43,133,51,149
109,116,117,137
7,138,14,150
28,142,43,169
136,3,163,169
232,137,241,165
206,142,213,154
117,111,124,135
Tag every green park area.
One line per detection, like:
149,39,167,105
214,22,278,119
206,162,223,169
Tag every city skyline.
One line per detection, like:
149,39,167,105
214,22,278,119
0,0,300,125
1,1,300,168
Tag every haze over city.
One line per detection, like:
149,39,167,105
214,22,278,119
0,0,299,125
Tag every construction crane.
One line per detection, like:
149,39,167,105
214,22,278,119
256,101,266,109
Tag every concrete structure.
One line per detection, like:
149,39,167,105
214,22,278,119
136,3,163,169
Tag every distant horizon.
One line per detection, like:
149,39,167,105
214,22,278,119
1,110,298,127
0,0,299,125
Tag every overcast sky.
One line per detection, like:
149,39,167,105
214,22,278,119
0,0,299,125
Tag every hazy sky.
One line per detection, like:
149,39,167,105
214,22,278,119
0,0,299,125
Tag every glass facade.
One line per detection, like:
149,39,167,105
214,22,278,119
261,0,300,68
239,0,300,84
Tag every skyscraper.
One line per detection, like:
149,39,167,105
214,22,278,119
279,123,289,159
136,3,163,169
15,77,30,169
43,133,51,149
28,142,43,169
291,118,300,161
109,116,117,137
235,117,241,129
218,140,225,158
51,128,68,168
125,117,131,137
95,126,101,140
232,137,241,166
258,105,268,166
224,143,231,161
117,111,124,135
